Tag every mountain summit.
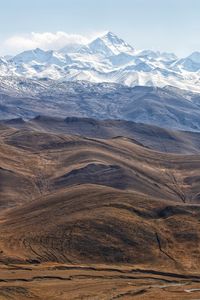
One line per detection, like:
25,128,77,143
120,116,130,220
78,31,134,57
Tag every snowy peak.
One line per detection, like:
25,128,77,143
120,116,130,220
137,50,177,62
11,48,67,66
99,31,134,55
174,51,200,72
160,52,177,61
187,52,200,64
81,37,114,56
11,48,50,64
79,31,134,57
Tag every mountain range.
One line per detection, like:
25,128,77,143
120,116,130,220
0,31,200,92
0,31,200,133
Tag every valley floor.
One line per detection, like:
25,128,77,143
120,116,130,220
0,263,200,299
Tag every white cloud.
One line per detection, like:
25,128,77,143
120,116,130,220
2,31,102,55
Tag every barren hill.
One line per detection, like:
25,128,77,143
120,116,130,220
0,121,200,299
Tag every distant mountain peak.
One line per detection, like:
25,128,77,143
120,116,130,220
10,48,67,67
103,31,115,37
187,51,200,63
173,51,200,72
34,48,46,53
98,31,135,55
101,31,122,41
79,31,134,57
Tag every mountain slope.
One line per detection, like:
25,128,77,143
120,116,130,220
3,115,200,154
0,124,200,271
1,79,200,132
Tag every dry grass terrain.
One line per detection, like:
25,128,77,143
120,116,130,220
0,120,200,299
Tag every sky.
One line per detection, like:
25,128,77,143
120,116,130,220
0,0,200,56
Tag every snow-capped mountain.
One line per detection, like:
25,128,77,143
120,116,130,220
173,51,200,72
0,31,200,92
79,31,135,56
11,48,68,66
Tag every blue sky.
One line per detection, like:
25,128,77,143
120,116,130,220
0,0,200,56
